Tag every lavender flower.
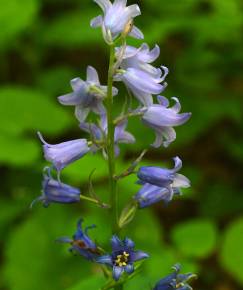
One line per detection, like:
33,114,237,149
58,66,118,122
142,96,191,147
31,169,80,207
96,235,149,281
154,264,195,290
115,67,168,106
38,132,90,178
91,0,143,42
135,157,190,207
80,113,135,156
56,219,99,261
116,43,162,76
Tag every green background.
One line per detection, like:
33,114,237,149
0,0,243,289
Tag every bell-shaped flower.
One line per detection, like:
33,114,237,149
115,67,168,106
31,169,80,207
79,113,135,156
153,264,196,290
91,0,143,42
116,43,162,77
38,132,90,178
96,235,149,281
58,66,118,122
142,96,191,147
135,157,190,207
56,219,100,261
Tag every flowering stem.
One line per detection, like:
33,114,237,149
106,43,119,235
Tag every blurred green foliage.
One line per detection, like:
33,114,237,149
0,0,243,289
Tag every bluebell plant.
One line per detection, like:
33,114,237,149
32,0,196,289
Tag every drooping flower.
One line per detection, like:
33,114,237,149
96,235,149,281
38,132,90,179
142,96,191,147
91,0,143,42
79,113,135,156
58,66,118,122
31,168,80,207
115,67,168,106
135,157,190,208
56,219,99,261
116,43,162,77
153,264,196,290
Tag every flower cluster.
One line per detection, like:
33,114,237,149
31,0,196,289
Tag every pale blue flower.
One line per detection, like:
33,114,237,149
142,96,191,147
38,132,90,178
91,0,143,42
58,66,118,122
115,67,168,106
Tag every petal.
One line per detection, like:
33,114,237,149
173,157,182,172
87,66,100,84
75,105,90,122
129,25,144,39
113,266,124,281
125,4,141,18
124,264,134,274
157,95,169,107
58,92,82,106
111,235,123,251
171,97,181,113
173,174,190,188
131,250,149,262
55,237,72,243
93,0,111,12
124,237,135,249
70,77,85,91
96,254,113,265
90,15,103,28
147,44,160,63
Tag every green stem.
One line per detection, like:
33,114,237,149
106,43,119,235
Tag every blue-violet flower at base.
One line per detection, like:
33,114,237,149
154,264,196,290
96,235,149,281
56,219,99,261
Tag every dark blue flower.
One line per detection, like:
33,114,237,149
31,169,80,207
135,157,190,208
154,264,196,290
38,132,90,179
58,66,118,122
56,219,99,261
142,96,191,147
91,0,143,42
96,235,149,281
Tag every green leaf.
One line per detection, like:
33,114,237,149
41,10,102,48
67,276,105,290
220,218,243,285
0,134,39,166
0,86,71,136
171,219,218,258
0,0,39,47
